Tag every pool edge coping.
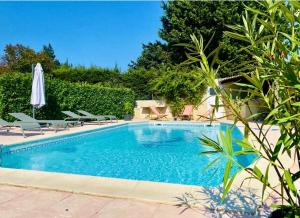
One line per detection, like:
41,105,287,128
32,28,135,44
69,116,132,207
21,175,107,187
0,166,263,214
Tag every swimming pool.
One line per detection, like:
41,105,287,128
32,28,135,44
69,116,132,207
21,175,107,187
0,122,255,187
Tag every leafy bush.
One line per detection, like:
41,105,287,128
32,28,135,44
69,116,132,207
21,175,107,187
0,73,134,121
51,65,123,86
122,67,159,100
150,67,207,116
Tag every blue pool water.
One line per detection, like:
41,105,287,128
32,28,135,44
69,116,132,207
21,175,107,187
0,122,255,186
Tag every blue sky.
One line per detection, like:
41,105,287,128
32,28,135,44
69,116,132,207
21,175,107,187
0,2,163,71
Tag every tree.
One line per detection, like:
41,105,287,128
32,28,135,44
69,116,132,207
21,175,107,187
163,1,262,77
129,41,171,69
0,44,58,73
42,43,60,66
1,44,37,73
132,1,260,77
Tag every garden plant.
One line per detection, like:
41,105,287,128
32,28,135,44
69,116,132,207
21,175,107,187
184,1,300,216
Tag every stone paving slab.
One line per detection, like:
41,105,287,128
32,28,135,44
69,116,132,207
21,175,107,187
0,185,213,218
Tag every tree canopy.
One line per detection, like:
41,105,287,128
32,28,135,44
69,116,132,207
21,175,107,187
43,43,60,66
129,41,171,70
0,44,59,73
131,0,260,78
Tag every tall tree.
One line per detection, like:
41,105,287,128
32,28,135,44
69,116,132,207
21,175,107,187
0,44,57,73
129,41,171,69
42,43,60,66
160,0,260,77
131,0,260,77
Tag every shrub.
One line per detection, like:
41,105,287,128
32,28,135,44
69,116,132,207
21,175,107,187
0,73,135,121
51,65,123,86
150,67,207,116
122,67,159,100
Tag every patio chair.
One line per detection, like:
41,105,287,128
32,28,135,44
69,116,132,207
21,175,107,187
62,111,106,125
178,105,194,120
149,106,168,120
77,110,117,123
9,113,78,132
0,118,42,137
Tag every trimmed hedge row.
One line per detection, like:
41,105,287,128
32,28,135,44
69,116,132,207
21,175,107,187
0,73,135,121
51,66,123,85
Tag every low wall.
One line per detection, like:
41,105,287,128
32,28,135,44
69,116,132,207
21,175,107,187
134,100,172,119
133,98,218,120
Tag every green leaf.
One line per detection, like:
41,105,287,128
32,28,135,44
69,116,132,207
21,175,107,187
271,138,283,162
222,173,237,202
237,139,253,150
290,0,300,9
199,135,223,153
244,125,249,139
234,150,256,156
204,157,220,171
284,170,297,196
245,5,268,16
262,164,270,201
200,150,219,155
277,114,300,124
280,5,295,23
223,31,250,43
223,160,232,186
252,166,264,181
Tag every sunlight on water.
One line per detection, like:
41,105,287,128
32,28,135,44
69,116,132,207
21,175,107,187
1,123,256,187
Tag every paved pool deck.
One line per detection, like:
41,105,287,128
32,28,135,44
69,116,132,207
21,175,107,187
0,120,288,217
0,184,213,218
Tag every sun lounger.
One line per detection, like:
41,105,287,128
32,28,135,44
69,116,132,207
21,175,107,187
62,111,106,125
149,106,168,120
77,110,117,123
9,113,78,132
0,118,12,132
179,105,193,120
0,118,42,137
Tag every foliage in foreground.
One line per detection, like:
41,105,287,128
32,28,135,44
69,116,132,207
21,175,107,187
0,73,135,120
185,0,300,216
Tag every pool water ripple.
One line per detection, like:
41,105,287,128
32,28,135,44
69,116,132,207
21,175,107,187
1,123,255,187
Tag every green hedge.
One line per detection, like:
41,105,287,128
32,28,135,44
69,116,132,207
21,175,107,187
51,66,123,86
0,73,135,121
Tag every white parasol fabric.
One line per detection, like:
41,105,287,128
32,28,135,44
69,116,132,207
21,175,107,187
30,63,45,108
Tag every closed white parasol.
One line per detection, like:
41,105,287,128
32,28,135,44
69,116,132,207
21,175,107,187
30,63,45,118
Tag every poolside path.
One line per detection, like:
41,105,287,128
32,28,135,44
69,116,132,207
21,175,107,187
0,185,215,218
